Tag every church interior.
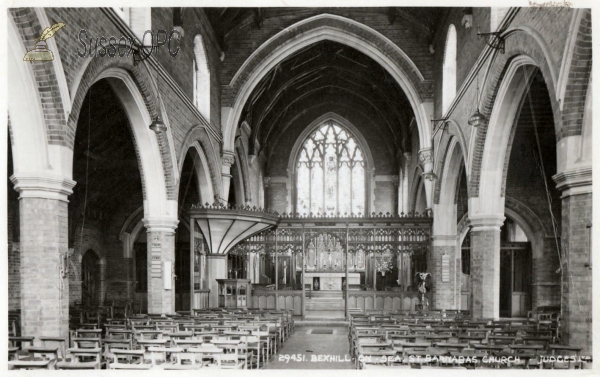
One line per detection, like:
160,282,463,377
6,5,593,370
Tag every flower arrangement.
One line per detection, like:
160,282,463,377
376,259,393,276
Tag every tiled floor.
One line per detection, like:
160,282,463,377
265,325,354,369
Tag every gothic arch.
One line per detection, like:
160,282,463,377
222,13,432,155
287,112,375,215
470,27,565,201
557,9,592,138
409,165,425,214
9,8,70,149
69,58,179,199
8,16,51,179
434,137,467,236
179,126,221,201
69,64,177,224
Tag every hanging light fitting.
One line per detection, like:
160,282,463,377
149,69,167,133
468,74,486,127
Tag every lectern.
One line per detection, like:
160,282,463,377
216,279,251,308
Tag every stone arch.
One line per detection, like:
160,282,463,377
180,142,217,206
69,64,177,224
222,13,432,155
433,124,468,205
69,58,178,202
8,16,52,180
434,137,467,236
471,27,565,200
9,8,69,149
470,55,542,216
557,9,592,138
235,137,251,204
409,165,425,214
178,126,221,201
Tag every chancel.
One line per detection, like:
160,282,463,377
6,4,594,371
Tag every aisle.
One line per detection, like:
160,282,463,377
265,325,354,369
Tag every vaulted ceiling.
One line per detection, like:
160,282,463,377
204,8,449,160
238,40,415,157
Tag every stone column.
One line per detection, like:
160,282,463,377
469,215,505,320
431,235,459,310
206,254,227,308
11,175,76,342
143,219,178,314
98,259,107,307
221,151,236,204
553,168,592,351
418,148,435,216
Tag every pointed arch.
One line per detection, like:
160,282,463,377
178,126,221,202
222,14,431,155
287,112,374,215
69,65,178,224
470,57,538,217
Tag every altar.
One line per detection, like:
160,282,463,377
303,272,360,290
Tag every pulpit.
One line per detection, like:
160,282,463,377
216,279,251,308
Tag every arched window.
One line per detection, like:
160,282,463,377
442,25,457,114
193,35,210,120
296,121,365,216
128,8,152,42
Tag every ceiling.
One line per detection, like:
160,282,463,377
238,40,415,157
203,7,447,51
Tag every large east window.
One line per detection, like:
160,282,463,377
296,122,365,216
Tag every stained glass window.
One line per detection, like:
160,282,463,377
296,122,365,216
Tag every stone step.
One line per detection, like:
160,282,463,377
307,290,344,299
305,302,345,310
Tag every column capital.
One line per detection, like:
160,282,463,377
468,214,505,231
418,148,433,165
142,217,179,233
552,167,592,198
222,150,236,167
10,174,76,202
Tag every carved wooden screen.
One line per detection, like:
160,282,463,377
230,213,432,291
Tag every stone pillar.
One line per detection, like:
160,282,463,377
418,148,435,216
206,254,227,308
553,168,592,351
469,215,504,320
431,236,459,310
221,151,235,204
11,175,76,342
98,259,107,307
143,219,178,314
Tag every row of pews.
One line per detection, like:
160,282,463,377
8,308,294,370
349,310,590,370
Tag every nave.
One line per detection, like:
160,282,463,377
7,5,593,371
